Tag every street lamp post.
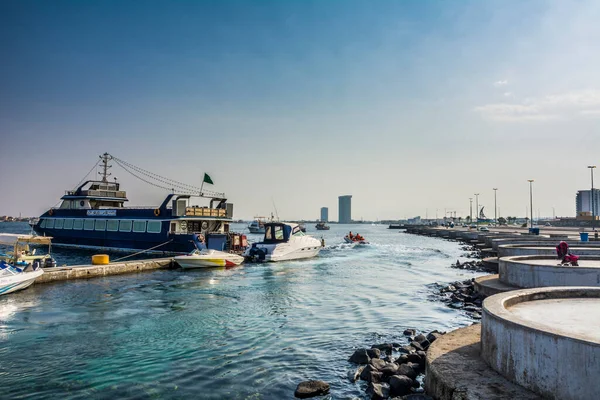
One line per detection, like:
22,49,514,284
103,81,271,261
469,198,473,225
527,180,534,229
493,188,498,225
589,166,597,232
474,193,480,230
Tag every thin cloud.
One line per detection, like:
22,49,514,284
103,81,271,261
474,89,600,122
503,92,513,97
493,80,508,87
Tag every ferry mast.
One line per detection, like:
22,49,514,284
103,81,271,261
99,152,112,183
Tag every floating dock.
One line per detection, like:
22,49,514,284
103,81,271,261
34,258,175,284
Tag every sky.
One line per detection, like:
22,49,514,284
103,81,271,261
1,0,600,220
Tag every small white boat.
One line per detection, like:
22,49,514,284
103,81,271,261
244,222,323,262
0,261,44,295
175,249,244,269
248,217,267,234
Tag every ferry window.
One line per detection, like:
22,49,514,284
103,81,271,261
119,220,132,232
95,219,106,231
40,219,46,228
147,221,161,233
54,219,64,229
106,220,119,232
84,219,95,230
45,219,55,229
133,220,146,233
274,225,284,240
63,219,74,229
73,219,84,230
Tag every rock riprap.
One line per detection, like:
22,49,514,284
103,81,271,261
294,380,330,398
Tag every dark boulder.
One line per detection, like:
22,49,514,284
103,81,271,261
395,354,409,365
366,348,381,359
389,375,413,397
399,394,433,400
399,345,415,354
406,353,423,364
360,364,379,381
380,362,399,376
294,380,330,398
366,382,390,400
426,331,443,343
413,333,427,343
349,348,371,364
403,328,416,336
348,366,365,382
372,343,393,353
397,363,417,380
409,341,424,352
370,358,387,370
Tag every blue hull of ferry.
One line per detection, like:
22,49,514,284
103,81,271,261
33,209,198,254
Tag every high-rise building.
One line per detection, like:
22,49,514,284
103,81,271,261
576,189,600,216
320,207,328,222
338,195,352,224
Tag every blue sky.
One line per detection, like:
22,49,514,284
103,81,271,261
2,0,600,220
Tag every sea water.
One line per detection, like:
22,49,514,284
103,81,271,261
0,223,483,399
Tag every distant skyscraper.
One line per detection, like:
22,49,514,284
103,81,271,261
338,195,352,224
576,189,600,215
320,207,328,222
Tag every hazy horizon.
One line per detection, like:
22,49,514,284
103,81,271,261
2,0,600,220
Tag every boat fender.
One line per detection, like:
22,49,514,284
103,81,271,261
154,208,161,217
48,209,54,216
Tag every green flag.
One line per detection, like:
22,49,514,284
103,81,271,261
203,173,214,185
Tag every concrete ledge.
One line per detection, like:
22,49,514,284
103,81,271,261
482,257,499,273
474,274,518,297
424,324,540,400
482,287,600,400
35,258,174,284
499,255,600,288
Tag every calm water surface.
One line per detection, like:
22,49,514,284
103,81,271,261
0,223,483,399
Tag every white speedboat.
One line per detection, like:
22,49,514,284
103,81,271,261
175,249,244,269
248,217,266,234
244,222,323,262
0,261,44,295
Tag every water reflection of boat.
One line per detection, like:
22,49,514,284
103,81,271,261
315,222,330,230
175,249,244,269
244,222,322,262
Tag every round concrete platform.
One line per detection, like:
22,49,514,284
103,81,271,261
482,287,600,400
498,243,600,258
499,255,600,288
424,324,540,400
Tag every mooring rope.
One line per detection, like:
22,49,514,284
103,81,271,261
111,239,174,262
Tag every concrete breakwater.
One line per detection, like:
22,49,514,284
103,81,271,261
35,258,175,284
407,225,600,399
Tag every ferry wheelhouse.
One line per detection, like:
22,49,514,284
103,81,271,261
32,154,245,255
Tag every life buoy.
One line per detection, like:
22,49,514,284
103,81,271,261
153,208,161,217
48,209,54,216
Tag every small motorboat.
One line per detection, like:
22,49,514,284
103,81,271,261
315,221,330,230
0,260,44,295
343,235,369,245
0,234,56,268
244,222,323,262
248,217,266,234
175,249,245,269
